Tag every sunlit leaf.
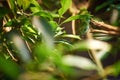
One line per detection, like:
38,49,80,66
23,24,36,34
30,0,42,13
63,55,97,70
105,61,120,77
50,13,62,18
30,6,41,13
17,0,22,7
54,27,65,37
112,61,120,76
58,0,72,16
61,34,81,40
31,0,41,8
23,0,31,10
17,0,31,10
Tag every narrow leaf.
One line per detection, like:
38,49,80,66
33,11,53,20
61,34,81,40
62,15,81,24
17,0,31,10
58,0,72,16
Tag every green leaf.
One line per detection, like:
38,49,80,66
62,15,82,24
4,19,18,27
112,61,120,76
23,0,31,10
33,11,53,20
49,21,59,30
61,34,81,40
0,56,20,79
30,7,41,13
31,0,41,8
62,14,91,36
58,0,72,16
17,0,31,10
50,13,62,18
62,13,91,24
55,41,73,48
23,24,36,34
54,27,65,37
30,0,42,13
17,0,22,7
8,0,16,13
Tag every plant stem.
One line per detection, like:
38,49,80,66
91,19,120,32
6,48,18,61
72,13,76,35
89,50,105,77
86,29,105,78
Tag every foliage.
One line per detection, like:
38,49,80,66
0,0,120,80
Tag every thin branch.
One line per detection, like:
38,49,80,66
91,19,120,32
4,44,18,61
91,29,120,35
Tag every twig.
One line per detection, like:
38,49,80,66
91,29,120,35
4,44,18,61
6,48,18,61
91,19,120,32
